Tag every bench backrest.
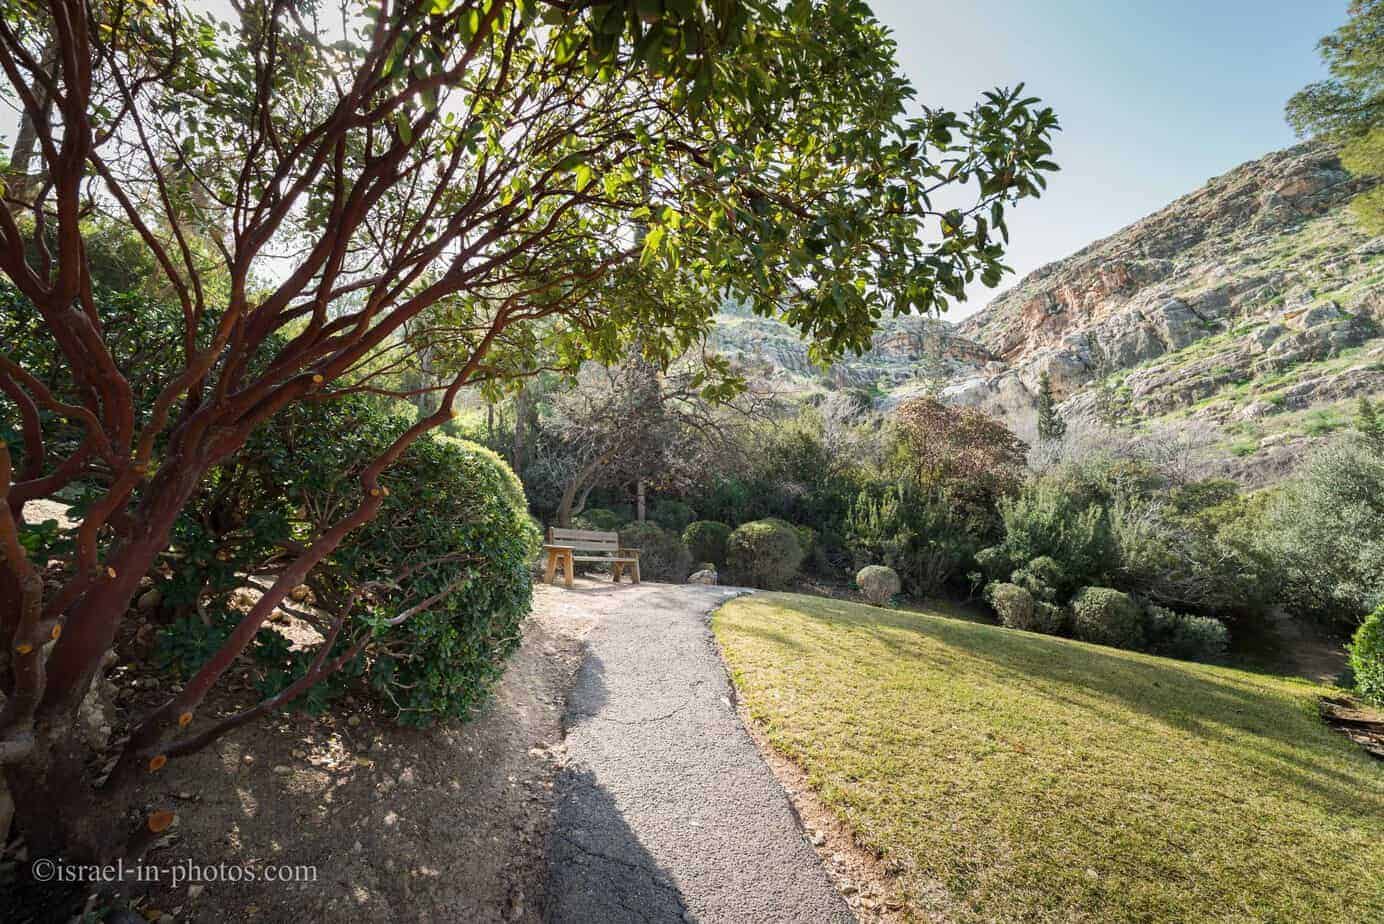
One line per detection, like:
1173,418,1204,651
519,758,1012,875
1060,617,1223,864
547,527,622,553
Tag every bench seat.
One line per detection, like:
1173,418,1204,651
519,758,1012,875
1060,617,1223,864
543,527,640,587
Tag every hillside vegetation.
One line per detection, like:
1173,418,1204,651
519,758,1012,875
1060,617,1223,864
714,593,1384,923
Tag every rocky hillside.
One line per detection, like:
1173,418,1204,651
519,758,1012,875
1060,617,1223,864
713,142,1384,483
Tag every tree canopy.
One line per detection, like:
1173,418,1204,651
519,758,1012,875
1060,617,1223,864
1287,0,1384,231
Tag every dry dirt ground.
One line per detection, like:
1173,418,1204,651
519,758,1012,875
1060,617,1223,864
90,582,604,924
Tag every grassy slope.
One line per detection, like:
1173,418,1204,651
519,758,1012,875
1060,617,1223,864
713,593,1384,922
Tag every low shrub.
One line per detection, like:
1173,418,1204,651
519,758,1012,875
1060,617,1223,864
987,582,1037,631
727,519,804,589
683,520,733,567
1071,587,1145,650
1145,605,1229,662
618,522,693,583
649,499,697,533
856,565,901,605
1349,606,1384,705
574,507,627,531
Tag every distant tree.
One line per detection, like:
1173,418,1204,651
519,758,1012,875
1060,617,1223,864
1287,0,1384,231
1357,395,1384,452
1036,371,1067,443
890,397,1029,517
548,356,764,528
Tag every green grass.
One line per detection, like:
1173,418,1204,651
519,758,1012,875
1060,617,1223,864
714,593,1384,923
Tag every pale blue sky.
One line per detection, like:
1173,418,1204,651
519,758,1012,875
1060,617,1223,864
868,0,1350,318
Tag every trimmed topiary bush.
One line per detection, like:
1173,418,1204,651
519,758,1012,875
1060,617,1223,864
1012,555,1068,602
856,565,901,605
1071,586,1145,650
1144,605,1229,662
683,520,733,567
987,582,1037,631
618,522,693,583
574,507,626,531
975,546,1016,583
649,499,697,532
1349,606,1384,705
156,398,538,726
727,519,804,589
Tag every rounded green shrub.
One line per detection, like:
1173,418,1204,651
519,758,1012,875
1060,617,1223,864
1012,555,1067,601
986,582,1037,631
1349,606,1384,705
727,519,804,589
158,398,538,727
683,520,733,567
574,507,626,531
975,546,1016,583
649,499,697,532
1071,587,1146,650
856,565,901,606
1145,605,1230,662
618,522,693,582
353,434,538,725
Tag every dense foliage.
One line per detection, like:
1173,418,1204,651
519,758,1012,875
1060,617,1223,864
618,522,693,583
1288,0,1384,231
1263,435,1384,632
156,398,538,726
726,519,804,589
1348,606,1384,704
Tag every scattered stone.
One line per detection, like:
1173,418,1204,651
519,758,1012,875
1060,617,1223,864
347,715,362,727
398,768,416,786
187,884,204,901
687,569,718,585
810,831,826,847
289,584,313,603
272,764,291,775
292,749,307,760
242,754,255,766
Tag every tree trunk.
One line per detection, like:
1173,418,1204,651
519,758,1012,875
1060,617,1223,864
556,454,606,528
7,36,56,205
636,478,646,522
511,387,529,473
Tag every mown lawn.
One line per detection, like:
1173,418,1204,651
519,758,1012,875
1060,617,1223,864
713,593,1384,922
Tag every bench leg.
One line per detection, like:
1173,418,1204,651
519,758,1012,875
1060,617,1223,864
544,550,557,586
563,550,574,589
612,561,622,583
632,559,640,584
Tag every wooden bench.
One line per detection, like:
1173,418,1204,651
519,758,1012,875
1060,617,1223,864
543,527,640,588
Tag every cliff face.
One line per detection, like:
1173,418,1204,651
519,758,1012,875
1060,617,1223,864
711,142,1384,483
954,143,1382,402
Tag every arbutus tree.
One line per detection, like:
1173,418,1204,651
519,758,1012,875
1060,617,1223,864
0,0,1057,861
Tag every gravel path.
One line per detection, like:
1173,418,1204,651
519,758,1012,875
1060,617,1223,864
541,582,853,924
